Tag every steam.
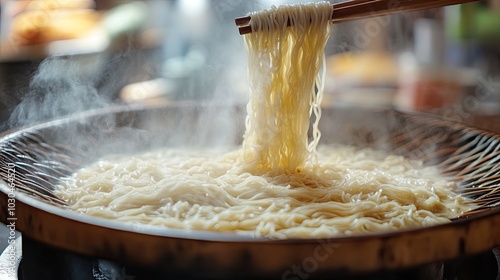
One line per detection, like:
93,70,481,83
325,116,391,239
0,0,259,166
6,55,111,128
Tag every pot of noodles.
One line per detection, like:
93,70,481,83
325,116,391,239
1,102,500,279
1,2,500,279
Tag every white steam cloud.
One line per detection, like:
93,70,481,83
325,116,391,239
6,55,111,128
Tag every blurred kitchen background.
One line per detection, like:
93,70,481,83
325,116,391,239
1,0,500,131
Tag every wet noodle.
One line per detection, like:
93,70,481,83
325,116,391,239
56,2,472,239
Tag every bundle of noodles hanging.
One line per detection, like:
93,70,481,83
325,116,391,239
55,2,473,239
240,3,332,175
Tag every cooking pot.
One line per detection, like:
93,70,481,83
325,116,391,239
0,102,499,279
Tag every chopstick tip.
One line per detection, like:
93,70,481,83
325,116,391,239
235,16,251,26
238,25,252,35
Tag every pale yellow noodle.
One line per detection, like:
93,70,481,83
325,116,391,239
240,2,332,174
56,145,471,239
55,2,472,239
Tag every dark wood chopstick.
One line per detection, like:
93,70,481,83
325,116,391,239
234,0,381,27
235,0,483,35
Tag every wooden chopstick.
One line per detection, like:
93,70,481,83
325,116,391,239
234,0,380,26
235,0,483,35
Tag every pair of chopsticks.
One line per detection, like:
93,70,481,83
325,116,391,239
235,0,482,35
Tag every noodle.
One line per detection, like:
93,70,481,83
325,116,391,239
57,146,470,238
55,2,472,239
240,2,332,174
